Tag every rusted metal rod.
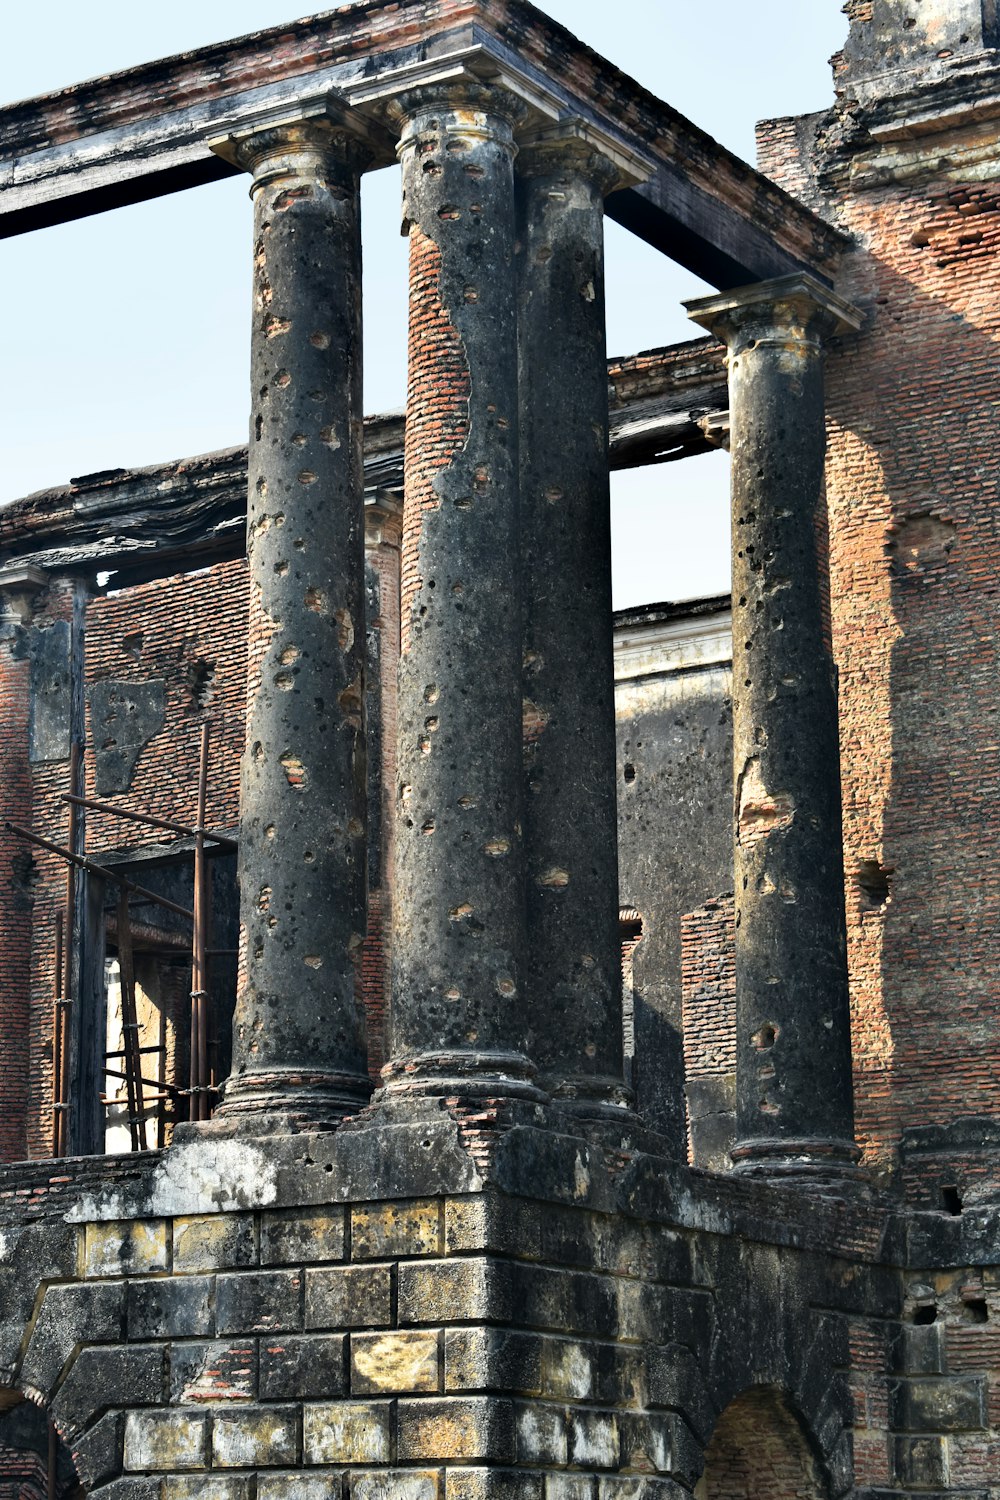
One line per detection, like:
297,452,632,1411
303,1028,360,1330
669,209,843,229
47,1419,57,1500
55,744,81,1157
190,722,211,1122
100,1093,174,1108
61,791,237,851
3,820,194,920
103,1068,180,1092
51,909,65,1158
116,888,148,1151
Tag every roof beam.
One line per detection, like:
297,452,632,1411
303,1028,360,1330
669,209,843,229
0,0,847,286
0,339,727,586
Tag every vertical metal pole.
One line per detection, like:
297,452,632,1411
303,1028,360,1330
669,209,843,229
190,722,210,1121
57,741,80,1157
156,1001,168,1149
51,909,64,1158
47,1418,57,1500
116,886,146,1152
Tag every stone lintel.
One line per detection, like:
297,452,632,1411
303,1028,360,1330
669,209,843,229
685,272,864,341
0,565,48,624
517,116,656,190
0,564,47,594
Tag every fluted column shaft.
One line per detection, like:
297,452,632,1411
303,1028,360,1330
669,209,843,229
516,137,629,1113
216,115,371,1129
688,274,862,1180
385,83,542,1100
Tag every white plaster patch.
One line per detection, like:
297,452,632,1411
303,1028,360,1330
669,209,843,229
65,1140,279,1223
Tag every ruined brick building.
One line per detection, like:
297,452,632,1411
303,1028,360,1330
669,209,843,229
1,0,999,1494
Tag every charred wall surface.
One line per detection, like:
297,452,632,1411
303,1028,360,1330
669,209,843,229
613,602,732,1150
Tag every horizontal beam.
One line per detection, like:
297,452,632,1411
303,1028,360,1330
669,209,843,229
0,0,847,286
0,340,727,585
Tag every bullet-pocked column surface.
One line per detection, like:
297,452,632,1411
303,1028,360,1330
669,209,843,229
216,116,371,1128
688,274,862,1179
516,137,629,1112
386,83,541,1099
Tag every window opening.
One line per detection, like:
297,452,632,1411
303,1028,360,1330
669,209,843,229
5,722,237,1154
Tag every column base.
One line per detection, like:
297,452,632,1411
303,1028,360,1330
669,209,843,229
206,1068,373,1135
548,1073,636,1120
379,1049,549,1105
730,1134,864,1186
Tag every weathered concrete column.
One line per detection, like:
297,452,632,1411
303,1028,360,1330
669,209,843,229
687,274,863,1180
383,83,543,1101
210,109,372,1129
515,134,629,1114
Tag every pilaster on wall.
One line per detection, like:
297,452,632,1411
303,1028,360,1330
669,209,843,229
0,568,46,1163
0,570,88,1163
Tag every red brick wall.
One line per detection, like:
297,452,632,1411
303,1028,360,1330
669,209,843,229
681,896,735,1166
0,1446,45,1500
747,131,1000,1180
681,898,736,1084
85,559,249,835
701,1387,827,1500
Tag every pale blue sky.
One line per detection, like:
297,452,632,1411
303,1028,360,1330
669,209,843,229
0,2,848,606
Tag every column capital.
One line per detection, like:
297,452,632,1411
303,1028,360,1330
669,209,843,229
517,119,649,194
342,44,654,184
387,79,528,159
209,99,384,188
685,272,863,351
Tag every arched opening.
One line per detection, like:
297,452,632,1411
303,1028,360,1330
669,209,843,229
697,1386,830,1500
0,1393,85,1498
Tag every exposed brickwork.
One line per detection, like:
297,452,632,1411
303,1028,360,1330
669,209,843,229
85,560,248,836
360,886,388,1082
0,1448,45,1500
680,900,735,1111
699,1388,825,1500
679,897,736,1173
401,227,470,654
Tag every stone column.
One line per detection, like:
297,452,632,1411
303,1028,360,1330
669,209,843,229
515,134,629,1114
383,83,543,1101
210,110,372,1130
687,273,862,1180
